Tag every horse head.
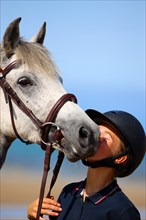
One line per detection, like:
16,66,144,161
0,17,100,168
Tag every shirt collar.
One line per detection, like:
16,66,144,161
72,179,120,204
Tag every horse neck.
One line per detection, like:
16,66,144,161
0,132,14,169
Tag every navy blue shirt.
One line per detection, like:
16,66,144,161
50,179,140,220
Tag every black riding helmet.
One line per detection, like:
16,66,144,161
83,109,146,177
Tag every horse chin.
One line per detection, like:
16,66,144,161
65,153,81,162
54,140,96,163
52,142,80,162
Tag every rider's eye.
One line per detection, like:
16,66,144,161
17,77,33,87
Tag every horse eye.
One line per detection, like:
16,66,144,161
17,77,33,87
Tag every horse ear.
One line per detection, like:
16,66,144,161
29,22,46,45
3,17,21,58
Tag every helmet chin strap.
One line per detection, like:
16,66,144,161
82,149,129,169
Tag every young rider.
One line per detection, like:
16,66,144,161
27,109,146,220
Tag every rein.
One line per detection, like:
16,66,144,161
0,60,77,219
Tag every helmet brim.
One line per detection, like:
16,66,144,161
86,109,113,126
85,109,128,146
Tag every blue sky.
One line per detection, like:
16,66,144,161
1,0,145,129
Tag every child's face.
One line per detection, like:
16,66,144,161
87,125,122,162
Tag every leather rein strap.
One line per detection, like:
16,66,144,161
36,94,77,220
0,60,77,220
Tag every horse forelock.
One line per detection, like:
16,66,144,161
0,43,8,66
0,40,61,80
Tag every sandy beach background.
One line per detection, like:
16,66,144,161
1,163,146,220
1,168,145,206
1,144,146,219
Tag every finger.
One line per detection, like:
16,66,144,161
42,198,61,207
41,203,61,210
40,209,60,217
39,217,48,220
44,204,62,212
40,216,49,220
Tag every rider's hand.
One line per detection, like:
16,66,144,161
27,197,62,220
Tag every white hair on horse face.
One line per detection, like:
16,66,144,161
0,41,61,83
71,146,78,155
15,42,61,81
0,45,9,66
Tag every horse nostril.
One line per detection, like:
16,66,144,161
79,127,89,139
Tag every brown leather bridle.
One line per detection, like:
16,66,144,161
0,60,77,219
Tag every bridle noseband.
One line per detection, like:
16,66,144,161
0,60,77,220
